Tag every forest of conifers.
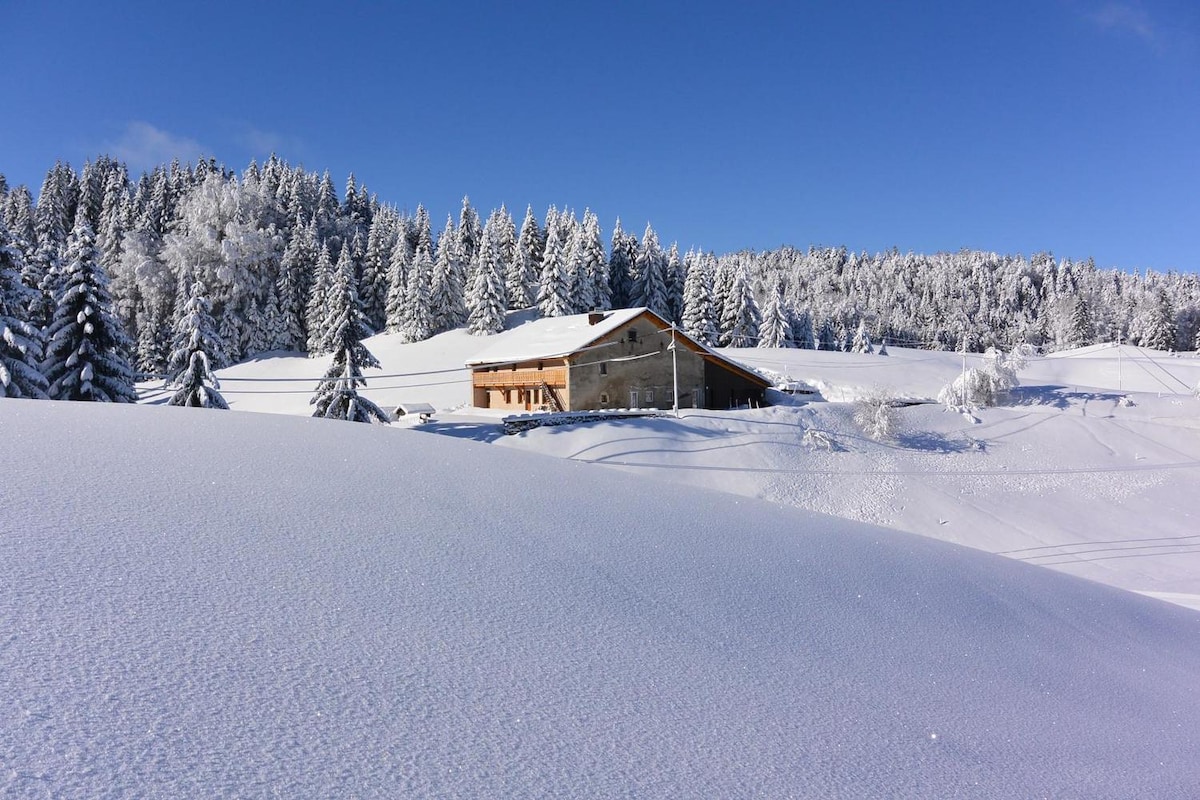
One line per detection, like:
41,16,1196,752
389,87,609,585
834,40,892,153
2,155,1198,398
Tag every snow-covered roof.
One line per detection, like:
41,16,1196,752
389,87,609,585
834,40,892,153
465,307,651,366
465,308,770,387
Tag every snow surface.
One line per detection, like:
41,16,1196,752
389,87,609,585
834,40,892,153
155,327,1200,612
2,399,1199,797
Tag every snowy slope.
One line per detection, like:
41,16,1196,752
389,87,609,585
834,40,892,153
139,330,1200,610
2,399,1198,798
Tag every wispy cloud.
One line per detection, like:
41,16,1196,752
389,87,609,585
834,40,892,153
104,122,208,173
1086,2,1158,44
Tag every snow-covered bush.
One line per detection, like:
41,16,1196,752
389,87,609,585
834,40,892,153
802,427,838,450
938,344,1033,410
854,388,897,441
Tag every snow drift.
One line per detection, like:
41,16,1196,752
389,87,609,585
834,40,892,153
2,399,1198,797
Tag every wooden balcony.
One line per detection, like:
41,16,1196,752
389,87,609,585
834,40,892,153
472,366,568,388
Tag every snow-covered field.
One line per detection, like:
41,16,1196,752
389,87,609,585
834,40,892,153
148,321,1200,611
5,321,1199,796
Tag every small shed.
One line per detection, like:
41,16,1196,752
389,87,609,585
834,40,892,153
392,402,436,422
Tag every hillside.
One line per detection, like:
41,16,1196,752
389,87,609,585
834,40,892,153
2,399,1198,797
143,321,1200,611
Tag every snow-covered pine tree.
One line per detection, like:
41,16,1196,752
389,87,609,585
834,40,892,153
1067,296,1092,349
42,215,137,402
96,165,131,276
681,250,718,346
636,223,669,318
607,218,635,309
758,283,793,348
260,281,291,352
217,313,243,365
383,214,414,332
579,209,610,311
4,185,36,262
711,258,735,333
310,244,389,424
456,196,482,275
276,214,316,350
665,243,684,323
719,264,760,348
561,211,595,314
166,280,228,408
467,217,507,336
536,211,571,318
1139,288,1176,352
306,243,336,354
400,244,435,343
430,215,465,333
314,170,340,244
851,319,874,354
508,205,541,309
0,217,49,398
493,205,518,303
791,308,815,349
241,296,270,357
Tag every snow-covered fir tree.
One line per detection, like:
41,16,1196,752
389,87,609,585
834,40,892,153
579,209,610,311
664,242,684,323
636,223,669,319
305,243,336,355
758,283,793,348
42,216,137,402
383,214,414,332
1067,297,1092,349
851,319,874,354
719,263,760,348
310,245,389,424
276,214,316,350
681,250,718,346
508,205,541,309
456,196,482,278
1138,288,1177,351
493,205,518,302
400,243,435,343
166,280,228,408
467,217,507,336
536,209,572,318
607,218,636,309
431,215,467,332
0,217,49,398
561,211,591,314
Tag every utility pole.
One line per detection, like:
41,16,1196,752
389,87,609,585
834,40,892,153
669,323,680,418
960,331,968,407
1117,332,1123,392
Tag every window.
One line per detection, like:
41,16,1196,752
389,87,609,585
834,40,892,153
599,362,607,375
600,392,609,406
628,328,638,342
645,389,654,404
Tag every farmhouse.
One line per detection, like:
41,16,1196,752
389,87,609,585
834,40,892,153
466,308,770,412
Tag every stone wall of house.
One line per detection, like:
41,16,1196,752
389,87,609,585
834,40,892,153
568,318,706,410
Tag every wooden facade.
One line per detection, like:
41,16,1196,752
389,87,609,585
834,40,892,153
472,362,570,412
468,309,770,413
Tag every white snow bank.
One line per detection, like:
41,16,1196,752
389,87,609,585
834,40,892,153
1,399,1198,797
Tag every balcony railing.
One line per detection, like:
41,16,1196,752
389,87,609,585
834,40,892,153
473,366,568,388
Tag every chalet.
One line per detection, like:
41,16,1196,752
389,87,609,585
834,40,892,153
466,308,770,412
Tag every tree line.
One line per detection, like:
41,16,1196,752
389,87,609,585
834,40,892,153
2,155,1198,408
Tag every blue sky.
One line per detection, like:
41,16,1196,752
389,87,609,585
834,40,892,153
3,1,1197,272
